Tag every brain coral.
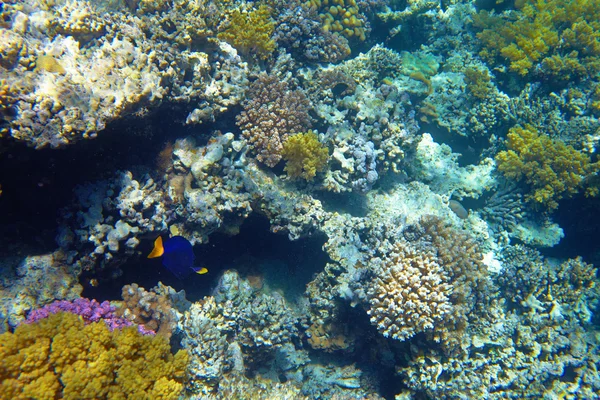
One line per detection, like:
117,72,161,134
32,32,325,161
0,312,189,399
367,243,452,341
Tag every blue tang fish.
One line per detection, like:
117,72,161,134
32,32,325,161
147,236,208,279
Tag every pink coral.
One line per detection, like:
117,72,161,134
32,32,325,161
25,298,155,335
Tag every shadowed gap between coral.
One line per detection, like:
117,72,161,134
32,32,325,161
541,194,600,265
82,213,330,303
0,105,207,256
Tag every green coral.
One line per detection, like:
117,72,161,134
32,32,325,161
473,0,600,80
282,131,329,180
217,5,275,59
464,67,492,100
496,125,600,211
0,312,189,399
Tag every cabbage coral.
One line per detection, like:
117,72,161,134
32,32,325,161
0,312,189,399
496,125,600,211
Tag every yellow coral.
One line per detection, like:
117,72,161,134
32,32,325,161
306,0,366,41
217,5,275,59
474,0,600,80
0,312,189,399
496,125,600,211
282,131,329,180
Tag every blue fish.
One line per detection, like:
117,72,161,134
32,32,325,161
147,236,208,279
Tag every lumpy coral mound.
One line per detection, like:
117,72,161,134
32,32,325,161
0,312,189,400
367,243,453,341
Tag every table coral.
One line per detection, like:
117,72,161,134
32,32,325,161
496,124,600,211
282,131,329,180
0,312,189,399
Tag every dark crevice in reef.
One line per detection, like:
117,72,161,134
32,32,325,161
541,194,600,265
83,213,331,303
315,190,370,217
0,105,210,254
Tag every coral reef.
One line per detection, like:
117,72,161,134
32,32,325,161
25,297,154,335
282,131,329,180
116,283,180,338
474,0,600,85
366,242,452,341
237,73,312,167
496,124,600,211
217,5,276,59
0,312,189,399
3,0,600,398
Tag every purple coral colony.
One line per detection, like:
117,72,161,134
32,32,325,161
1,0,600,398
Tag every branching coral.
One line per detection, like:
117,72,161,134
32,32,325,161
0,312,189,399
473,0,600,81
217,5,276,59
414,216,495,352
236,73,312,167
496,124,600,211
367,243,452,341
282,131,329,180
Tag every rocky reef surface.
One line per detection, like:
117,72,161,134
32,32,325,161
1,0,600,398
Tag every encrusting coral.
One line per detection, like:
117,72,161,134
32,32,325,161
496,124,600,211
282,131,329,180
0,312,189,399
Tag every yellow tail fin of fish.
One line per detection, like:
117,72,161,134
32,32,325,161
147,236,164,258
